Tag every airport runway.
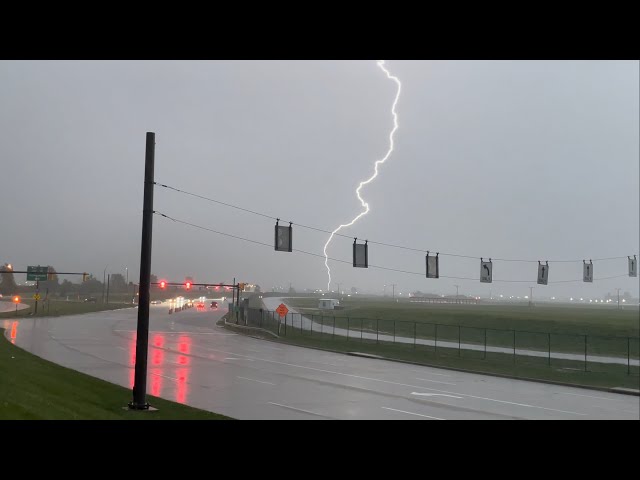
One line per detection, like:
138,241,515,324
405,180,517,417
2,304,638,419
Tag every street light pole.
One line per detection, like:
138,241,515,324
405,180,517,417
529,286,534,308
391,283,396,299
102,265,108,303
616,288,621,310
454,284,460,304
129,131,155,411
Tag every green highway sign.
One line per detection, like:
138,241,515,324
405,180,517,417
27,265,49,281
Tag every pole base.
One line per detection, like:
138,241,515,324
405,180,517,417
127,401,153,411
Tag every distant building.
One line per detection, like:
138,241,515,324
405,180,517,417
318,298,340,310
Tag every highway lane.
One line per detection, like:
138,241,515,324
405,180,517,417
2,304,638,420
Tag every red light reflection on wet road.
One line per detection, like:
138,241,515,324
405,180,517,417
9,321,18,344
126,331,191,404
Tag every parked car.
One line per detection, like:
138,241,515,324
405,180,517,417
83,297,97,303
210,301,218,309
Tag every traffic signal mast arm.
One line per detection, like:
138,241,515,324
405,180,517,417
153,282,241,289
6,271,88,275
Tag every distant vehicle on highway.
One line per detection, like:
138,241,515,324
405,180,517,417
196,302,205,310
210,301,218,309
83,297,97,303
150,300,162,305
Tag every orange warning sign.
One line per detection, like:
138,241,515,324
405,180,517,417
276,303,289,317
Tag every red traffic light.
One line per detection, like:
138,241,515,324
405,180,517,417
185,282,192,290
159,281,167,289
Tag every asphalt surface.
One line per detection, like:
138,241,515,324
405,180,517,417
2,303,639,419
0,301,29,313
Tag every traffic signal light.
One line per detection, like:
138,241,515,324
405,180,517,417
185,281,192,290
160,280,167,289
13,296,20,303
82,273,89,282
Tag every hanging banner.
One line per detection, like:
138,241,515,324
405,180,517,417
630,256,637,277
426,252,439,279
480,258,492,283
583,260,593,283
274,220,292,252
537,261,549,285
353,239,368,268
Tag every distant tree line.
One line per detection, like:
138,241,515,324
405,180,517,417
0,264,151,298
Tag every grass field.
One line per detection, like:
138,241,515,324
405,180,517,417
281,297,639,357
0,328,232,420
286,296,639,336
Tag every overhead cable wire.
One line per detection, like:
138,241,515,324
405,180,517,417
155,182,635,264
154,211,634,285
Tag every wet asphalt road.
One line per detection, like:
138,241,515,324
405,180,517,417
3,304,639,420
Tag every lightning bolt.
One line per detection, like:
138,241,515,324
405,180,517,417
323,60,402,291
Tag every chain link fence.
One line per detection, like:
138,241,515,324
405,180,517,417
227,305,640,376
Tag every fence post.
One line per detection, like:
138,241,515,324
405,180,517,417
321,316,323,336
361,318,363,342
458,325,461,357
393,321,396,344
548,332,551,366
284,312,287,336
310,314,312,336
413,322,416,349
628,337,631,375
435,324,438,353
347,317,349,341
376,319,379,344
584,335,587,372
483,328,487,360
333,316,336,339
513,330,516,363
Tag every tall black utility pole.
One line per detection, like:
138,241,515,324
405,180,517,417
129,132,155,410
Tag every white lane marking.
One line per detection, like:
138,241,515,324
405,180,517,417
152,373,178,380
556,392,616,401
114,330,237,336
381,407,444,420
459,394,586,415
411,393,463,399
149,343,587,416
225,357,254,361
415,377,457,385
410,369,452,377
268,402,327,418
237,376,276,386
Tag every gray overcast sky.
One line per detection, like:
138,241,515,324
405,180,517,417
1,60,638,298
